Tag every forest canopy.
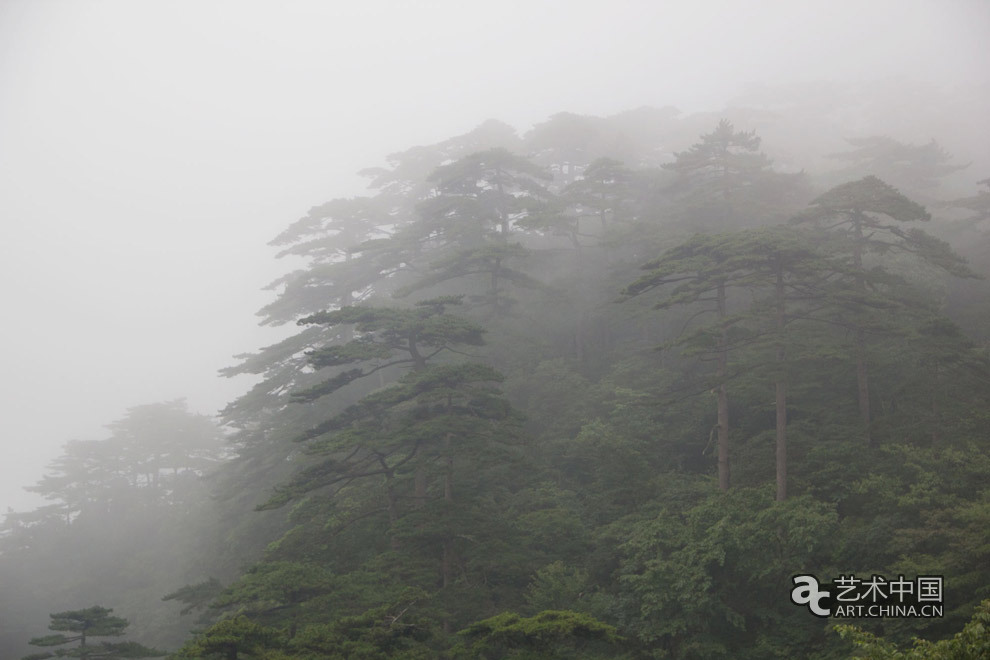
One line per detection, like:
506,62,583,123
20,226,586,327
2,98,989,659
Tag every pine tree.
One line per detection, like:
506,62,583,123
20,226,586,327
398,148,553,311
623,232,753,491
172,616,280,660
624,227,833,497
24,606,163,659
792,176,974,444
663,119,806,232
289,296,484,404
827,135,969,199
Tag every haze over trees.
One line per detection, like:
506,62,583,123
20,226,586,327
2,88,989,659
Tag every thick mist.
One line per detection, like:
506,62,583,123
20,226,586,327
0,0,987,512
1,3,990,658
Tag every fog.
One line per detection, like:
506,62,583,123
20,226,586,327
1,0,987,515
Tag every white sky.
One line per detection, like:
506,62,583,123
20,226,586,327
1,0,988,513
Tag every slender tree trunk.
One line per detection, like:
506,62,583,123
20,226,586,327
600,183,607,228
342,284,354,343
717,384,729,491
385,480,401,551
716,279,730,491
411,357,428,526
575,310,586,362
491,256,502,311
398,348,429,548
852,214,872,445
495,166,508,236
775,260,787,501
441,433,454,588
441,431,454,634
931,359,940,445
414,463,427,508
408,336,427,371
573,246,586,362
855,330,872,445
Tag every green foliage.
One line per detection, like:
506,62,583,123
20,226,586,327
211,562,335,628
173,616,282,660
263,361,517,509
807,176,930,222
1,402,229,657
835,599,990,659
24,400,225,516
8,108,990,660
162,579,225,616
524,562,590,613
280,599,436,660
827,136,969,197
454,610,625,659
794,175,976,281
661,118,809,232
24,606,164,659
48,606,129,639
291,302,485,404
618,488,839,658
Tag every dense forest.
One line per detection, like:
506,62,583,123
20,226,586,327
3,86,989,658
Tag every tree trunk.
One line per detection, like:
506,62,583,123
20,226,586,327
441,432,454,635
931,359,940,445
414,463,427,508
386,481,401,551
491,256,502,311
716,279,730,491
774,260,787,501
599,189,607,229
342,285,354,343
495,166,508,236
408,336,427,371
575,310,586,362
852,214,872,445
442,433,454,589
856,334,871,445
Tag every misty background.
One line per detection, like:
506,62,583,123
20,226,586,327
1,0,988,514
